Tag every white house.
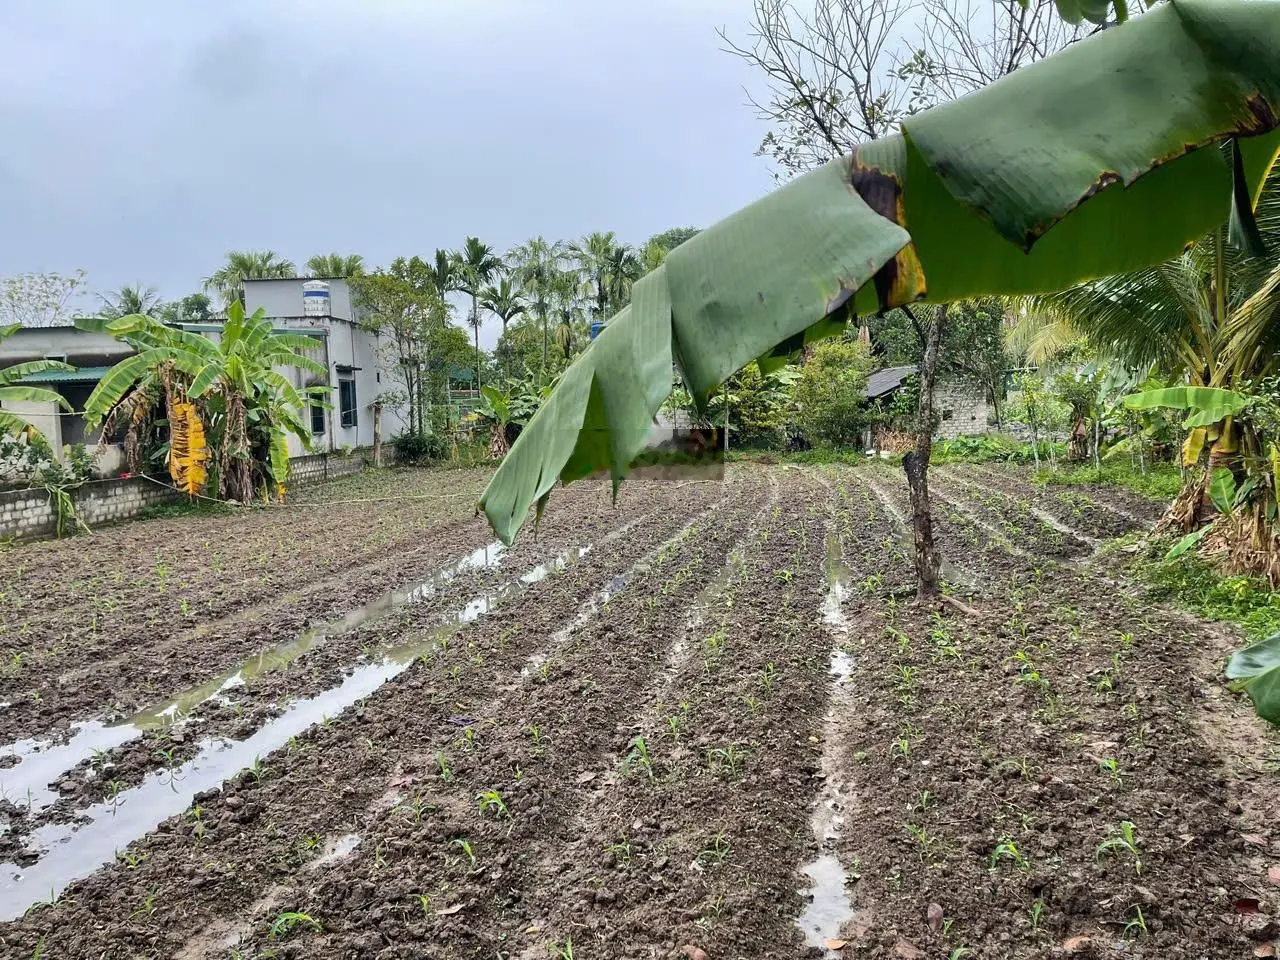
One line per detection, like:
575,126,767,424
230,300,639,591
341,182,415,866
243,277,405,456
0,277,405,474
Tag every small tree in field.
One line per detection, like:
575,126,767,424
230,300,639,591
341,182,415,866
794,338,874,448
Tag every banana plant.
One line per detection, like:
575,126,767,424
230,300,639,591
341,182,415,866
479,1,1280,547
84,304,326,500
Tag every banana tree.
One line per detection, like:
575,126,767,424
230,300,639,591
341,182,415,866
479,1,1280,599
84,304,327,500
0,323,74,445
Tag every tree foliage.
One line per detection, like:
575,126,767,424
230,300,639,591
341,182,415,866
0,270,87,328
794,338,875,447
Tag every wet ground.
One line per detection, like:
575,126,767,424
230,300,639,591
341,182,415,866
0,462,1277,959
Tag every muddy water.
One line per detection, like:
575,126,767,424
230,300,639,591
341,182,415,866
796,531,856,954
0,542,508,813
0,542,601,920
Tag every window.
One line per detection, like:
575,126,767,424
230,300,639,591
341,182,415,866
339,378,357,428
941,409,954,421
310,402,326,435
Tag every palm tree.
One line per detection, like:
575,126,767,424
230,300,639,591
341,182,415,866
0,323,73,444
604,245,642,312
205,251,297,310
481,278,526,378
453,238,504,395
570,232,622,319
100,284,162,320
306,253,365,278
507,236,568,379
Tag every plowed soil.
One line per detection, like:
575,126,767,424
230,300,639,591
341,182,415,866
1,462,1277,960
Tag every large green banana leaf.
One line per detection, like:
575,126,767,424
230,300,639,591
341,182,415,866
480,0,1280,544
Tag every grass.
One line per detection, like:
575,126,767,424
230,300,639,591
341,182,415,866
1032,462,1182,502
1126,538,1280,641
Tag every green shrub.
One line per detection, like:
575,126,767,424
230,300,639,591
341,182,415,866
393,431,449,465
794,339,874,448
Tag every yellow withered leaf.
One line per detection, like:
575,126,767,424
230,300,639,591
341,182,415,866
169,401,209,495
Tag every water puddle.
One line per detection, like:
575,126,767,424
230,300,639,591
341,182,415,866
797,528,855,954
0,541,509,810
0,542,597,917
798,856,853,952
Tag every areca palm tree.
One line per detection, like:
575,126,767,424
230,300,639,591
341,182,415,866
205,251,297,310
570,232,621,319
453,238,504,394
100,284,162,320
305,253,365,278
507,236,568,379
481,278,526,377
0,323,73,444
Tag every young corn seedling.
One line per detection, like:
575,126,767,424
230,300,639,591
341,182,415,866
270,911,322,939
477,789,510,819
698,830,732,866
706,745,745,779
1028,898,1045,932
989,838,1029,869
625,736,656,780
549,938,576,960
1123,905,1148,938
1098,758,1122,785
435,751,454,783
1096,820,1142,874
451,837,477,868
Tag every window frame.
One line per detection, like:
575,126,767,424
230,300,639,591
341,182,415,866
338,377,358,429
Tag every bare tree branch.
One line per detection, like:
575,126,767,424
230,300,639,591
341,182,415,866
721,0,1092,179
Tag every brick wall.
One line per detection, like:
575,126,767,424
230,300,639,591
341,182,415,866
0,477,181,540
934,377,990,439
0,445,398,541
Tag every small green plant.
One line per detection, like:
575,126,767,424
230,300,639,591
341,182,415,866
625,736,655,780
989,838,1029,869
698,830,732,866
706,744,745,778
1098,757,1122,785
1123,904,1148,938
1096,820,1142,874
902,822,937,857
130,887,160,921
435,751,454,782
549,938,576,960
1028,898,1045,932
605,836,633,862
246,755,267,782
451,837,477,868
270,911,322,939
477,789,510,818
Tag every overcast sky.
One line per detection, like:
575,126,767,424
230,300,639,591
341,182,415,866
0,1,774,345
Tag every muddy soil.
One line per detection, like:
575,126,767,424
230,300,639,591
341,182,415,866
1,462,1277,960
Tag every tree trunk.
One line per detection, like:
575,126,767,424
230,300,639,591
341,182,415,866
471,295,483,394
373,402,383,467
904,306,946,600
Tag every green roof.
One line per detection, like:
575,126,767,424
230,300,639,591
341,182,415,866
18,366,113,384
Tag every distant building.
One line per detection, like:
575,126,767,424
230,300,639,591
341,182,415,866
242,277,406,455
0,277,408,475
863,364,991,444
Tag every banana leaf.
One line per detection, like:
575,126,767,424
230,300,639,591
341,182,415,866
480,0,1280,544
1123,385,1252,428
1227,631,1280,726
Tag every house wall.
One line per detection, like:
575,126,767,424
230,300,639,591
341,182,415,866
245,278,356,322
934,377,990,439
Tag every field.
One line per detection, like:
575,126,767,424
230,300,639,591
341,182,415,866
1,462,1277,959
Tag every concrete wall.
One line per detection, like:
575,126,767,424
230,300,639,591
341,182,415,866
244,278,356,322
0,477,181,540
0,446,398,541
934,377,990,439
